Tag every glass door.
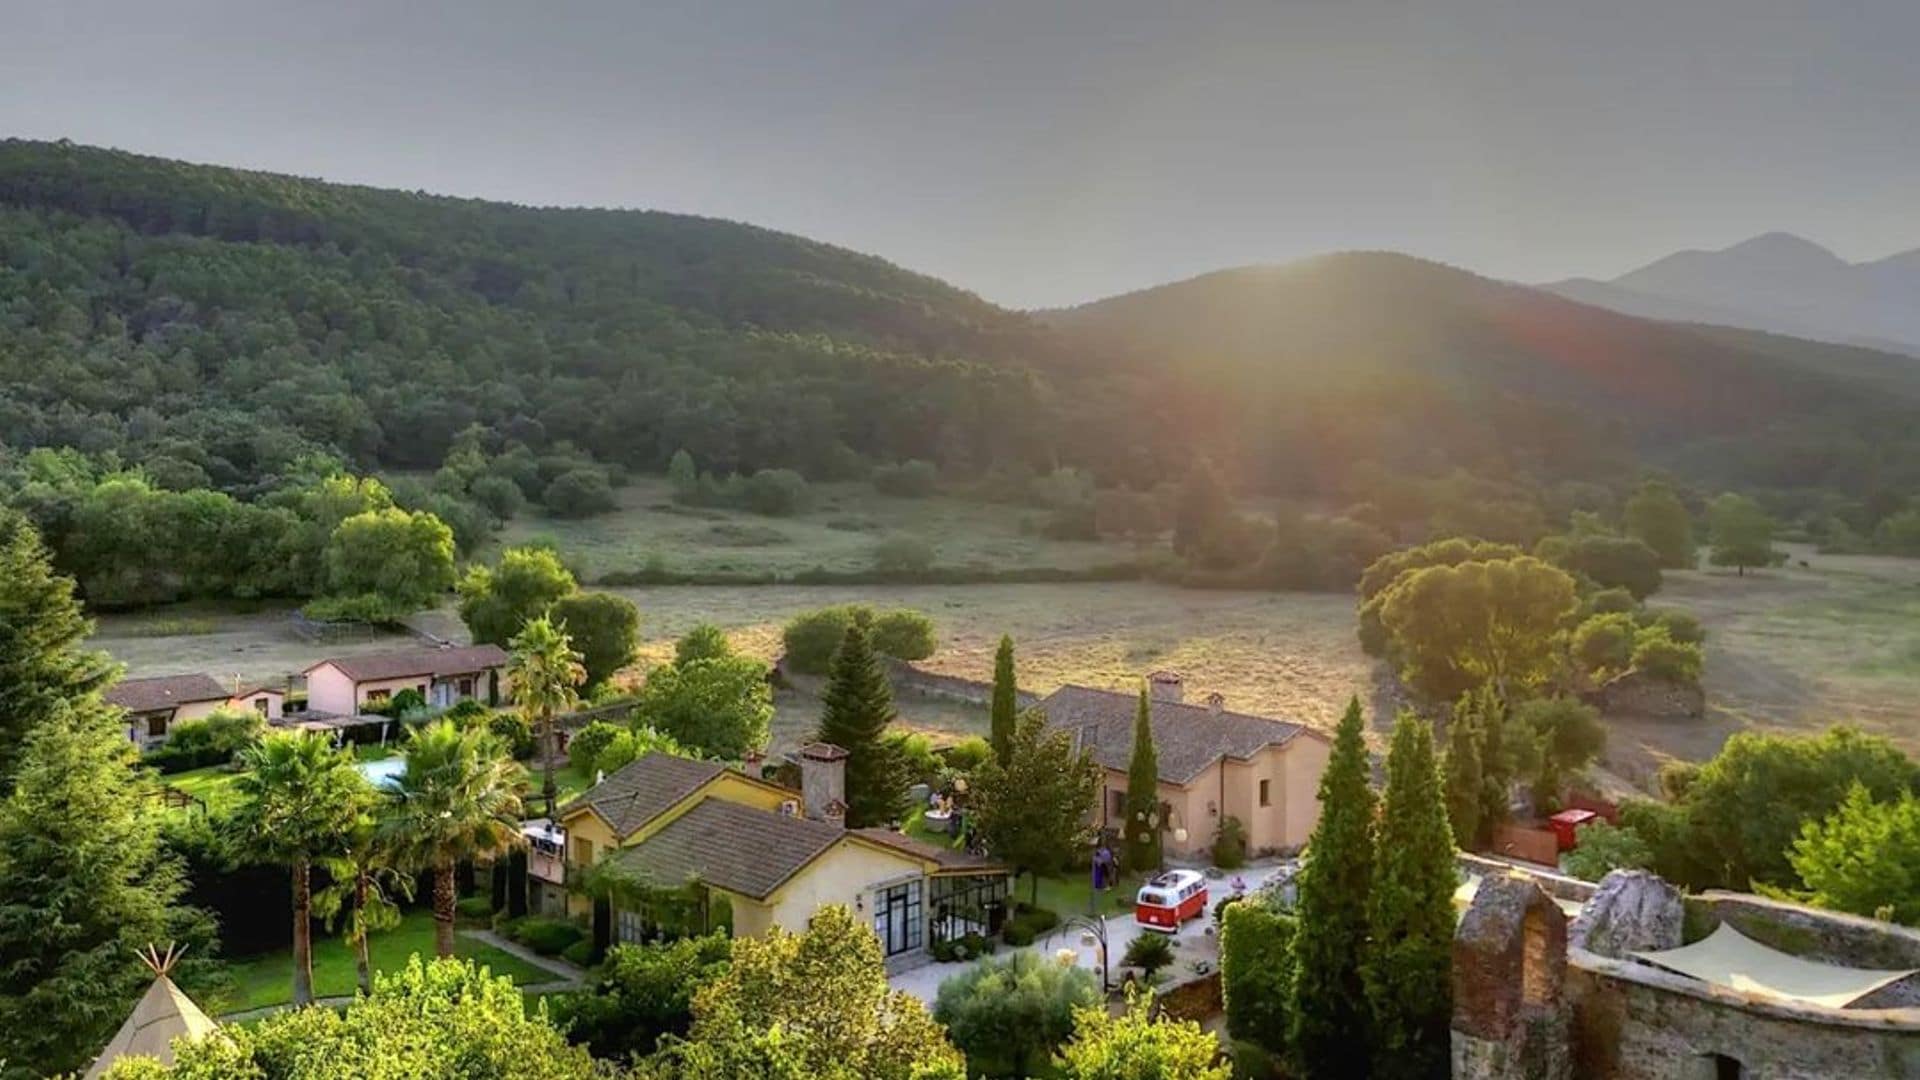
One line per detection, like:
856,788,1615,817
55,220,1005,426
873,880,924,956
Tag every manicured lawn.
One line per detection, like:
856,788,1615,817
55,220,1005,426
214,908,551,1013
160,743,398,815
1021,868,1144,920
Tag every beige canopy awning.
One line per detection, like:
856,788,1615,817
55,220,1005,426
1632,923,1919,1009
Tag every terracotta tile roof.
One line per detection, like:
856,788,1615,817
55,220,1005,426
306,644,508,683
566,752,726,840
605,799,846,899
104,674,229,714
853,828,1006,873
1037,685,1320,785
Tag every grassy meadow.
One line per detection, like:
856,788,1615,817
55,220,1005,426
487,475,1151,581
91,517,1920,785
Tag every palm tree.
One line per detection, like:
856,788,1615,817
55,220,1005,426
508,614,585,816
385,719,527,957
233,732,371,1006
313,812,414,995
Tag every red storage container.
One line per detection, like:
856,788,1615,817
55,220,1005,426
1549,808,1599,852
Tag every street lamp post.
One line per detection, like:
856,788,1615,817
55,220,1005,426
1049,914,1111,994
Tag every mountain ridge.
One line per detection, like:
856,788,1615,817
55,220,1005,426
1539,231,1920,355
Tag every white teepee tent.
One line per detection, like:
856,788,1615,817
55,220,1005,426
84,945,221,1078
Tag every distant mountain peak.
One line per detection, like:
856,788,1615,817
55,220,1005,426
1718,231,1844,265
1539,230,1920,355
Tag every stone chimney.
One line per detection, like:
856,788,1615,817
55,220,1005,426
798,742,849,828
1147,670,1184,704
1205,691,1225,716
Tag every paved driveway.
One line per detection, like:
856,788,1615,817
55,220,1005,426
890,860,1292,1003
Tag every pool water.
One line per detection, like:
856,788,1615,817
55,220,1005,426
359,756,406,788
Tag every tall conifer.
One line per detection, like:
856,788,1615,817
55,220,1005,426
1123,686,1163,872
1365,713,1457,1080
0,511,114,786
990,635,1018,765
816,622,906,827
1289,696,1376,1078
1442,712,1484,849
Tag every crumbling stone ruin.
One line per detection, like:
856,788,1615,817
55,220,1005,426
1452,866,1920,1079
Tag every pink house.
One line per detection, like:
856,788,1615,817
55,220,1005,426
106,674,234,748
1040,676,1331,861
302,644,509,716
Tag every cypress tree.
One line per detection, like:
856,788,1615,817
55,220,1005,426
1289,696,1376,1078
1123,685,1163,872
816,622,906,827
0,511,115,787
990,634,1018,765
1442,712,1484,850
0,699,210,1073
1365,713,1457,1080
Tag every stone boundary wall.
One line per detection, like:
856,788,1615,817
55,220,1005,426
882,658,1041,710
1457,854,1598,908
1567,948,1920,1078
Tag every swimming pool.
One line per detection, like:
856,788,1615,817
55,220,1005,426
359,756,406,788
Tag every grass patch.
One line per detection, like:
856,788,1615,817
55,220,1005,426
213,908,551,1013
489,476,1147,581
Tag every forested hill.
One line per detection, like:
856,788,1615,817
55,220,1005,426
1044,254,1920,500
0,138,1093,490
5,138,1920,520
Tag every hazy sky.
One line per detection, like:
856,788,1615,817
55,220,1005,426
4,0,1916,308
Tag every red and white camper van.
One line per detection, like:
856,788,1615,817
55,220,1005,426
1134,869,1208,932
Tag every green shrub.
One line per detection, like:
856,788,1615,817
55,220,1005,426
1632,625,1704,684
741,468,810,516
674,623,733,665
871,459,940,498
884,730,943,786
444,698,491,725
1654,610,1706,645
1572,612,1637,681
549,934,731,1060
508,915,584,956
1121,931,1175,981
1212,815,1248,869
871,607,937,661
780,604,871,674
873,534,938,573
568,720,625,775
143,707,265,773
543,468,617,518
455,896,495,923
934,950,1099,1078
1585,586,1638,616
1231,1038,1284,1080
487,709,536,758
1220,902,1296,1056
561,938,596,968
1001,904,1060,947
939,736,993,773
928,932,997,963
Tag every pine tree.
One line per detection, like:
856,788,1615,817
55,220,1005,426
1123,686,1163,873
990,635,1018,766
1442,712,1484,850
817,622,906,827
1289,697,1376,1078
0,700,210,1074
0,511,115,787
1365,713,1457,1080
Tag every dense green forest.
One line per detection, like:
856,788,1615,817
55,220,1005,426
5,139,1920,608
